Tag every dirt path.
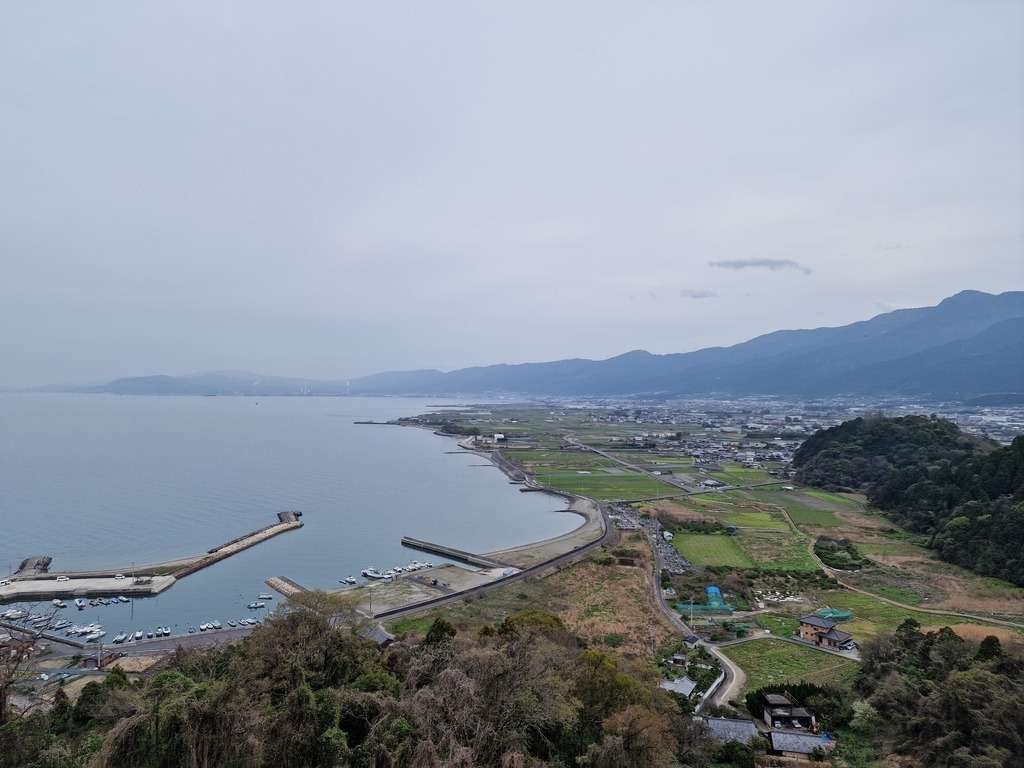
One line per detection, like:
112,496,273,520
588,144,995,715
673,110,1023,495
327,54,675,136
804,538,1024,630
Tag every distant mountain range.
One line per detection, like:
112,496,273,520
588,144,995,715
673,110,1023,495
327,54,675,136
56,290,1024,401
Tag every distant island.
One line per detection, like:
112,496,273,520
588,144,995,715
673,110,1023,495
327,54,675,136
30,290,1024,401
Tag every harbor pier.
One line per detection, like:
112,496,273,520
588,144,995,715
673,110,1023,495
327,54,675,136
0,512,304,603
400,537,515,569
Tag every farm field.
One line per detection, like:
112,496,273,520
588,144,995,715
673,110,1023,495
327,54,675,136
733,531,818,571
738,489,846,527
720,639,860,694
710,510,790,531
505,450,618,471
535,471,676,500
673,534,754,568
704,462,776,485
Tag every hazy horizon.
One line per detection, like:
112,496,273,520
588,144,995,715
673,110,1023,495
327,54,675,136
3,2,1023,388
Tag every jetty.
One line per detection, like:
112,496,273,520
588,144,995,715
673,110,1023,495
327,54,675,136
0,512,304,602
265,576,307,598
400,536,514,569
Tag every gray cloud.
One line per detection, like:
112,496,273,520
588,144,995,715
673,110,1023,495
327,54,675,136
0,1,1020,386
708,259,812,275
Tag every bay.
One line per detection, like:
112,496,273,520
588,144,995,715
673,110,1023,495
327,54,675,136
0,393,576,633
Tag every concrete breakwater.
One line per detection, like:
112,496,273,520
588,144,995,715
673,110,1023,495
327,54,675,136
400,537,515,569
0,512,304,602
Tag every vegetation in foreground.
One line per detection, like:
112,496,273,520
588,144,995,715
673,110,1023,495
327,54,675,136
0,609,722,768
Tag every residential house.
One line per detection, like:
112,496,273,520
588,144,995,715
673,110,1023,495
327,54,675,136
762,693,816,730
768,731,834,760
659,676,698,698
701,717,759,746
797,615,854,649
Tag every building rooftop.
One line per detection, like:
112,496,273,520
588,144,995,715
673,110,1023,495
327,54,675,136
770,731,832,754
702,717,759,745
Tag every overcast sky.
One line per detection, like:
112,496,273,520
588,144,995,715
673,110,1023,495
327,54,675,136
2,1,1022,387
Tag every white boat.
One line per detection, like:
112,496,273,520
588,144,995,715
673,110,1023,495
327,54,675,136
112,631,128,644
247,602,264,609
85,630,105,642
227,620,237,627
257,594,273,600
74,598,87,609
133,630,143,640
361,567,391,580
199,623,208,631
341,576,357,584
211,620,222,629
52,599,66,608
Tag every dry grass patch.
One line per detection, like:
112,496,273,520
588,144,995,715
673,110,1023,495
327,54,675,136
387,532,677,659
918,624,1024,644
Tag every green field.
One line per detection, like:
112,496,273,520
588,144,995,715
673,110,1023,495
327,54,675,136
710,510,790,531
505,450,618,470
705,463,775,485
535,471,675,500
673,534,755,568
720,639,860,694
738,489,846,527
733,531,818,571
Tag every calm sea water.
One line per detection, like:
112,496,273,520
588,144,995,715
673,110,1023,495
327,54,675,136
0,394,575,633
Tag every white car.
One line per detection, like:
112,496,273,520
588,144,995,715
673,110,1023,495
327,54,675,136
55,576,70,582
114,574,125,580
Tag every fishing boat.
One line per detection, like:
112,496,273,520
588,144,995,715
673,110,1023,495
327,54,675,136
341,576,357,584
211,620,222,629
112,631,128,644
257,594,273,600
247,602,264,610
134,630,143,641
361,568,391,580
74,598,87,610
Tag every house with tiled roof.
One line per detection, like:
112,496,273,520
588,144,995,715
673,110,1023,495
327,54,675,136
701,717,759,746
768,730,835,760
659,676,698,698
797,615,854,649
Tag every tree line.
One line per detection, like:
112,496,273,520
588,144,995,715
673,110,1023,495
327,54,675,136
1,607,727,768
793,416,1024,586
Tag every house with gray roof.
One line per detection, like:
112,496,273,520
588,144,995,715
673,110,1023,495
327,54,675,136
659,676,698,698
797,615,854,649
701,717,759,746
768,730,834,759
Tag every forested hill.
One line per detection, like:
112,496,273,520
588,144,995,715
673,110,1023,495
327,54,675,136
868,436,1024,586
793,416,1024,586
791,415,995,490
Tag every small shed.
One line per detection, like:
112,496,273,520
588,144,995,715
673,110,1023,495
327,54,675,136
357,624,395,648
83,651,119,670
